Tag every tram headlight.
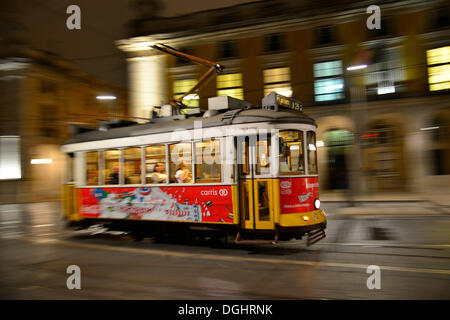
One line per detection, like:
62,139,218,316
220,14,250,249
302,215,310,221
314,199,321,209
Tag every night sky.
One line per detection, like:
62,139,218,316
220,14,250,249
10,0,254,88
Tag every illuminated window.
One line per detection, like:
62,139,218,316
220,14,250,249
173,79,199,107
103,149,120,185
264,67,292,97
427,46,450,91
145,145,167,184
86,151,99,185
279,130,304,175
124,147,141,184
169,143,192,183
313,61,344,102
307,131,318,174
256,136,270,175
195,140,221,183
0,136,21,180
217,73,243,100
365,48,405,96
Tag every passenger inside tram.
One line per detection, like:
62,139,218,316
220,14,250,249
108,165,119,184
175,161,192,183
151,162,168,184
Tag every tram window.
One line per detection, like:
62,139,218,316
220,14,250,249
66,153,74,183
103,149,120,185
124,147,141,184
86,151,99,185
279,130,305,175
255,136,271,175
307,131,318,174
169,143,192,183
195,140,221,183
237,137,250,176
145,145,167,184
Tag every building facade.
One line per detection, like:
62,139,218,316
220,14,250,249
117,0,449,200
0,49,128,202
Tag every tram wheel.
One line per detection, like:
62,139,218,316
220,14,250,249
131,228,145,242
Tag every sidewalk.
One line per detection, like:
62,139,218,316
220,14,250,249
321,191,450,215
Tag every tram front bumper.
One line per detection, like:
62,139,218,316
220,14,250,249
278,209,327,228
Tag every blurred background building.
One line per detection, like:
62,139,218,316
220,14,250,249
117,0,450,203
0,4,128,202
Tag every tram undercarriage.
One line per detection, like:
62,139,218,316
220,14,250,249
67,218,326,246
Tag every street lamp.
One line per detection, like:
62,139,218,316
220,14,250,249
346,64,367,71
96,95,117,100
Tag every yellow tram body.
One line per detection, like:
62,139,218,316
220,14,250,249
62,93,327,245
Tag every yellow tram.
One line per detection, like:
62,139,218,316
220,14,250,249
62,92,327,246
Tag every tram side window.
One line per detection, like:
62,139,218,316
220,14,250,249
169,143,192,183
279,130,305,175
256,136,271,175
104,149,120,184
307,131,318,174
195,139,221,183
145,145,167,184
124,147,141,184
238,137,250,176
86,151,99,185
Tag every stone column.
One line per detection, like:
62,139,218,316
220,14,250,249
127,55,167,121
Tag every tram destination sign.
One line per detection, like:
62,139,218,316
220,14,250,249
262,92,303,112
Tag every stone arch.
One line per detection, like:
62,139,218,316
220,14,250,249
361,113,407,192
315,115,355,191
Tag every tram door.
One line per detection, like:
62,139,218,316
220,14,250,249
237,136,274,230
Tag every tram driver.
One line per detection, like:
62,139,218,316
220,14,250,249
151,162,167,184
175,161,192,183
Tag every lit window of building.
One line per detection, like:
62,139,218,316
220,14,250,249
313,60,344,102
365,48,405,96
173,79,199,107
427,46,450,92
0,136,21,180
216,73,243,100
263,67,292,97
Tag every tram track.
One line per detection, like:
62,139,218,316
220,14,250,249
11,233,450,276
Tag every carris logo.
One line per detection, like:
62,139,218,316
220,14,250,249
219,189,229,196
280,181,291,188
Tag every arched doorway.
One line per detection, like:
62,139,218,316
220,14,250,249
323,129,353,190
425,113,450,175
361,120,405,192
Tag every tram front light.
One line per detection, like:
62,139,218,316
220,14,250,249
314,199,321,209
302,215,310,221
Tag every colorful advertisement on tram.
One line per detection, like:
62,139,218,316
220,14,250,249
78,185,234,224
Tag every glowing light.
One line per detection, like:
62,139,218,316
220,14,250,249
96,95,116,100
308,144,317,151
302,215,310,221
347,64,367,71
314,199,321,209
316,140,324,147
30,159,52,164
325,84,343,91
377,85,395,95
420,126,439,131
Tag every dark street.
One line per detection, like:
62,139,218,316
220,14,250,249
1,202,448,299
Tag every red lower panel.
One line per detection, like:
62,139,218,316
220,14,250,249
279,177,319,214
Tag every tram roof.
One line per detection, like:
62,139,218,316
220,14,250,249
63,108,316,145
